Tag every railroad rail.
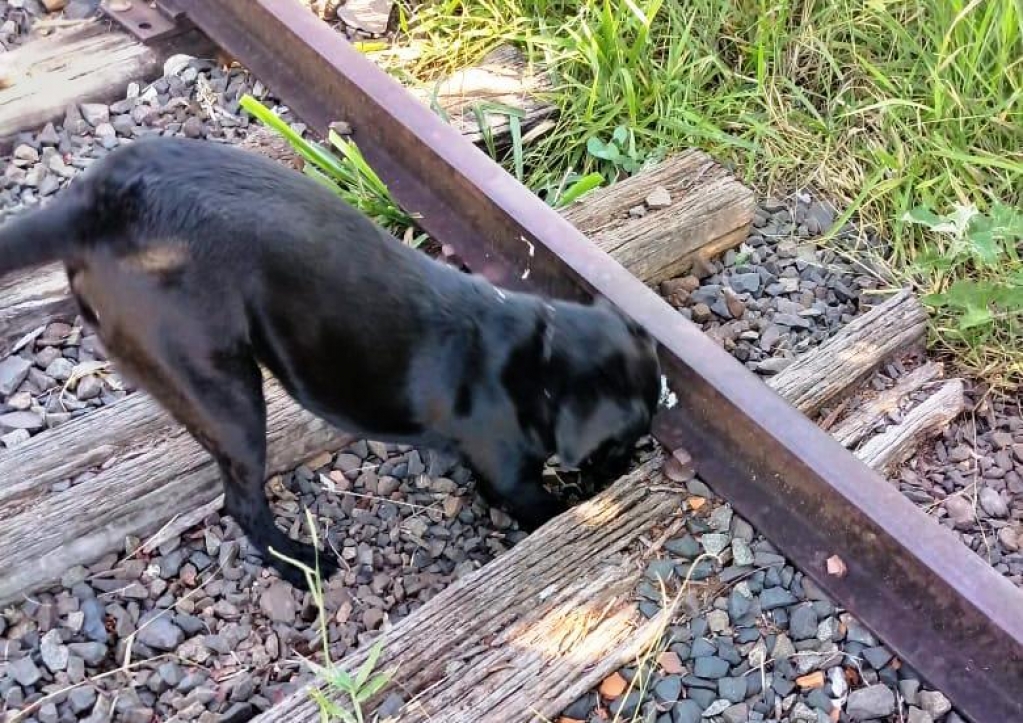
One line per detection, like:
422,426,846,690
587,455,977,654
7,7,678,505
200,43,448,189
1,0,1020,720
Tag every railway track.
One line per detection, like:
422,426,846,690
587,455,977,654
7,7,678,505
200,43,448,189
0,1,1019,721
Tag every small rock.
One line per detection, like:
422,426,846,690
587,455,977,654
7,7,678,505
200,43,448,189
76,374,103,400
45,356,75,381
10,656,43,686
38,122,61,145
899,678,921,705
0,355,32,396
135,614,184,651
730,538,754,566
706,610,729,633
692,303,712,324
907,707,935,723
182,116,205,138
760,587,797,610
723,289,745,319
599,672,628,698
755,356,793,375
862,645,893,670
69,686,97,713
693,655,729,678
490,507,514,528
978,487,1008,517
81,598,108,643
846,684,896,720
729,272,761,294
40,629,69,671
701,533,730,556
717,677,746,703
789,604,818,640
990,430,1013,448
377,692,405,718
658,650,685,675
944,496,975,528
13,143,39,163
918,690,951,718
0,410,45,432
646,186,671,209
701,699,731,717
721,703,749,723
654,676,682,703
260,582,298,623
804,201,835,235
67,646,106,666
665,535,701,559
80,102,110,127
997,526,1019,552
38,702,59,723
673,700,702,723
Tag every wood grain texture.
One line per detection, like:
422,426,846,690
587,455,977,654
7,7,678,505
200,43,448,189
0,381,353,606
855,379,965,473
830,361,944,448
256,457,687,723
560,149,755,285
253,292,937,723
0,20,211,147
767,290,928,417
0,264,75,357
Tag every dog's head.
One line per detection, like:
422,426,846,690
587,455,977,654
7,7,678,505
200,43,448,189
548,297,661,479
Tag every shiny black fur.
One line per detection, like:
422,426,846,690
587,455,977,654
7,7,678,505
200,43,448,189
0,137,661,589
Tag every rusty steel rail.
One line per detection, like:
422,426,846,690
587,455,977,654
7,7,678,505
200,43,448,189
171,2,1022,720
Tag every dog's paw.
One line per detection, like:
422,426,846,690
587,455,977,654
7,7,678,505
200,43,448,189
267,540,340,590
509,496,568,533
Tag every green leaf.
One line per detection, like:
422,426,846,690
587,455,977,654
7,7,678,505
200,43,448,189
920,291,947,308
957,304,993,330
509,113,524,182
355,672,392,703
612,125,629,145
586,136,607,157
965,229,1002,266
553,172,604,207
901,205,946,229
239,95,349,181
356,638,386,690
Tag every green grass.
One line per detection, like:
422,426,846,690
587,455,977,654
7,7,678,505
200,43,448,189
380,0,1022,385
269,511,395,723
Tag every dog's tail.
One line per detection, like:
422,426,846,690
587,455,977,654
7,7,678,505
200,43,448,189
0,196,83,278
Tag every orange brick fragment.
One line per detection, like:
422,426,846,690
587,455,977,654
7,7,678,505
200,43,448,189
689,496,707,511
796,671,825,690
599,672,628,698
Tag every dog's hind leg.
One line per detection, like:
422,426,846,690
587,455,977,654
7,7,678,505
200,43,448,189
164,347,339,589
94,316,338,589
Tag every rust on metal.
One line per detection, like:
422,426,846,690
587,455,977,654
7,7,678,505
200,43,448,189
175,2,1023,720
100,0,191,43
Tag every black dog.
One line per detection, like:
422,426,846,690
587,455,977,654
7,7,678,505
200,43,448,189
0,137,661,588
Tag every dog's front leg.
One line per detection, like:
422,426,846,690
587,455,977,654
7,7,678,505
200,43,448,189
466,444,566,532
